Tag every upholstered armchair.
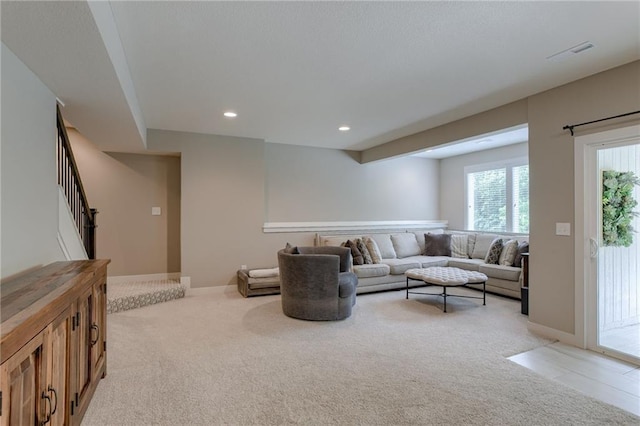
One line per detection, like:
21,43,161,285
277,246,358,320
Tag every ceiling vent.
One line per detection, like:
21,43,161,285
547,41,595,62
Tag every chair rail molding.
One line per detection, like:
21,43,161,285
263,220,448,234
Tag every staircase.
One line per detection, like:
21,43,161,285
57,106,186,313
56,105,97,259
107,278,186,314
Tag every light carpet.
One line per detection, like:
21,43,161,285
82,286,640,425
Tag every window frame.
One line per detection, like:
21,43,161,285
464,156,528,233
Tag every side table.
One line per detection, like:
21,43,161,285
521,253,529,315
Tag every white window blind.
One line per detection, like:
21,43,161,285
513,165,529,233
466,159,529,233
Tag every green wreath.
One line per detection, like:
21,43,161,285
602,170,639,247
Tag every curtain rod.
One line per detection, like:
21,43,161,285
563,110,640,136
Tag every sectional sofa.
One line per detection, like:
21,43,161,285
316,229,529,299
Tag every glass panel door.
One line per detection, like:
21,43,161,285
595,142,640,362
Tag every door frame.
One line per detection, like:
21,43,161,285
574,124,640,364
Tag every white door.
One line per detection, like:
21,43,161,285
580,127,640,365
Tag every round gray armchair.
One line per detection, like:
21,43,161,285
277,246,358,320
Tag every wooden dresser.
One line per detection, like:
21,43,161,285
1,260,109,426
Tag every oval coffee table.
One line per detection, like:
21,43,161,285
405,267,488,312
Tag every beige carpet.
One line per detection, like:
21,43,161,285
83,286,640,425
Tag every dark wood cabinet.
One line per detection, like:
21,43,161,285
1,260,109,426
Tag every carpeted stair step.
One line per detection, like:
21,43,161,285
107,279,186,314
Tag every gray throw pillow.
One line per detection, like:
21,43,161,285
346,240,364,265
484,238,503,264
424,233,452,256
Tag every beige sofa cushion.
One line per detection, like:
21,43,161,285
471,234,499,259
447,258,485,271
381,258,421,274
353,263,391,278
414,256,449,268
372,234,397,259
391,233,421,258
479,264,522,281
321,235,352,247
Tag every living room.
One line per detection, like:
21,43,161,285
2,1,639,424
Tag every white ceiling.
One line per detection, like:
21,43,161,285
2,1,639,155
413,124,529,159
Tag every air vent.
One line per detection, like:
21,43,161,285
547,41,594,62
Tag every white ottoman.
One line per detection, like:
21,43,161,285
404,267,488,312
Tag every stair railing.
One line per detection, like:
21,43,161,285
56,105,97,259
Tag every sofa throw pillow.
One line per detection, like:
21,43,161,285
449,234,469,258
424,233,452,256
284,242,299,254
346,240,364,265
484,238,503,264
471,234,499,259
499,239,518,266
513,242,529,267
391,233,422,258
371,234,396,259
364,236,382,264
467,233,477,258
356,238,373,264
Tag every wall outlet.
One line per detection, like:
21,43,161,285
151,207,161,216
241,264,247,270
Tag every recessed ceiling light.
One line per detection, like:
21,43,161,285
338,126,350,132
224,111,237,118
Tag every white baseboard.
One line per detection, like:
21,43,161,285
527,321,581,347
180,276,191,289
107,272,183,284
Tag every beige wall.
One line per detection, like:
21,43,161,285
439,142,528,230
527,61,640,335
149,130,442,287
1,43,64,278
149,130,279,287
373,60,640,337
266,143,439,222
69,129,181,276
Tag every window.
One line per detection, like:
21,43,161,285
466,158,529,233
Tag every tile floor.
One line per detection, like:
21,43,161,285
509,341,640,417
601,323,640,359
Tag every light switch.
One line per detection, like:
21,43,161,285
152,207,161,216
556,222,571,236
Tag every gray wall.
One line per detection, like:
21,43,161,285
266,143,438,222
69,129,181,276
149,130,441,287
1,43,63,278
439,143,528,230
